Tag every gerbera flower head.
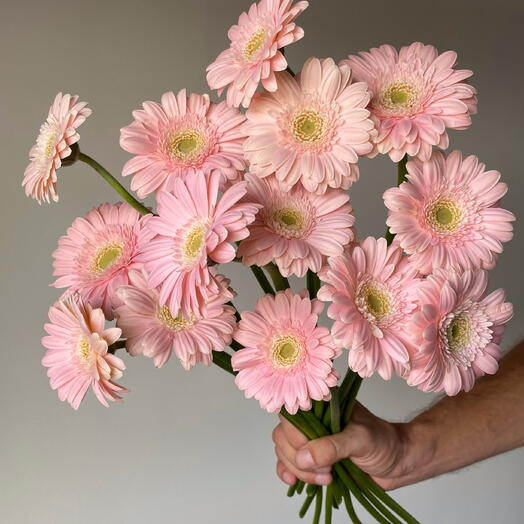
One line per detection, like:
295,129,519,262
318,237,420,380
116,269,236,369
140,171,261,316
206,0,308,108
237,174,354,276
244,57,375,194
41,294,127,409
342,42,477,161
52,202,152,320
23,93,91,203
120,90,248,197
407,269,513,395
232,289,340,414
384,150,515,275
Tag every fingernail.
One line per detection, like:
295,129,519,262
314,474,332,486
282,471,295,485
296,449,314,469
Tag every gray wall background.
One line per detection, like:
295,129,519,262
1,0,523,522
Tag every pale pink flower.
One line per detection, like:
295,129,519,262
42,294,127,409
52,202,151,320
237,174,354,277
342,42,477,161
115,269,236,369
206,0,308,108
244,57,376,194
23,93,91,203
384,150,515,275
318,237,420,380
407,269,512,395
232,289,340,414
140,171,260,317
120,90,247,197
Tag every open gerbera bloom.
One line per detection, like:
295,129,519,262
206,0,308,108
342,42,477,161
120,90,247,197
408,269,513,395
116,270,236,369
23,93,91,203
141,171,260,317
244,57,376,194
42,294,127,409
232,289,340,414
384,150,515,275
52,202,151,320
237,174,354,277
318,237,420,379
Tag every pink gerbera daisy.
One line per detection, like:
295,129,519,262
384,150,515,275
115,269,236,369
231,289,340,414
120,90,247,197
42,294,127,409
140,171,260,316
206,0,308,108
23,93,91,203
407,269,513,395
237,174,354,277
318,237,420,379
244,57,375,194
52,202,151,320
342,42,477,161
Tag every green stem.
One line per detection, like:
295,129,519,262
306,269,321,300
329,387,341,434
341,485,362,524
299,487,317,518
108,339,126,354
325,485,333,524
312,486,323,524
342,376,363,425
249,265,275,295
78,152,151,215
227,301,241,323
385,154,408,245
338,370,358,406
211,350,236,375
313,400,325,420
264,262,290,291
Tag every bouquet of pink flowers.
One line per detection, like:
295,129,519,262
24,1,515,522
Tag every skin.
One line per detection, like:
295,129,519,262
273,339,524,490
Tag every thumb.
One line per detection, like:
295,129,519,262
295,431,354,471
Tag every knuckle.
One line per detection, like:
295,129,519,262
272,425,282,444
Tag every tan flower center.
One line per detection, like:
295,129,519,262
445,314,471,353
427,199,462,232
271,207,305,237
92,242,124,274
380,82,419,112
271,334,303,368
168,130,205,160
77,336,92,366
182,221,207,262
360,284,391,321
157,305,194,331
291,110,325,144
243,28,267,60
44,133,58,158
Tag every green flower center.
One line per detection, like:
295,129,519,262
446,314,471,352
291,110,325,144
271,334,302,368
428,199,462,232
92,242,124,273
380,82,418,112
168,130,204,160
361,285,390,320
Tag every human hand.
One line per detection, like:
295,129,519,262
272,402,425,490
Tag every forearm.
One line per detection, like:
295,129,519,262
397,340,524,487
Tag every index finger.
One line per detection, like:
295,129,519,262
278,414,310,448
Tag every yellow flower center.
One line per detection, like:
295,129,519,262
157,305,194,331
291,110,325,144
182,221,207,262
361,285,390,320
446,314,471,353
92,242,124,274
44,133,57,158
168,130,205,160
273,207,304,231
77,336,92,366
243,28,267,60
271,334,303,368
380,82,418,111
427,199,462,232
